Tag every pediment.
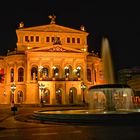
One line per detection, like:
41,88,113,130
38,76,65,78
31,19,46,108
26,45,83,53
17,24,88,35
47,46,67,52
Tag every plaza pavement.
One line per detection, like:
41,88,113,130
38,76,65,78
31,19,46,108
0,104,86,125
1,105,140,140
1,104,140,129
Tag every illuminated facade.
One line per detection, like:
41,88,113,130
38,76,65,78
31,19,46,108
0,17,105,105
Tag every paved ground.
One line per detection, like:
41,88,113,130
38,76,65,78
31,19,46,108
1,105,140,140
0,104,86,125
1,104,140,126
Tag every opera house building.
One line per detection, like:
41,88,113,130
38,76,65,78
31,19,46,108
0,16,105,105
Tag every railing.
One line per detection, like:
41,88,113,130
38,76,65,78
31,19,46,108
32,77,82,82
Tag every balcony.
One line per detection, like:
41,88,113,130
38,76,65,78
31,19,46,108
38,77,81,81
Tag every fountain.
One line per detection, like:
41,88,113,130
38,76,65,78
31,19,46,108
88,84,135,112
101,37,115,84
88,38,136,112
32,37,140,124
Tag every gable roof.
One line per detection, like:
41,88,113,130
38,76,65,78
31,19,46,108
17,23,88,35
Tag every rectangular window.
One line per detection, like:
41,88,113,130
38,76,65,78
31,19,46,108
30,36,34,42
46,37,50,42
52,37,55,42
72,38,75,43
67,37,70,43
36,36,39,42
57,37,60,40
25,36,29,42
77,38,80,43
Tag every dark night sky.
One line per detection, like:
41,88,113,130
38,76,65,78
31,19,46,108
0,1,140,75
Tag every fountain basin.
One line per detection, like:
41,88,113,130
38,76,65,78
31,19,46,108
33,109,140,124
88,84,135,111
32,84,140,124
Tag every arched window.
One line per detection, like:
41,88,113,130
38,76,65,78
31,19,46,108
64,66,70,78
0,68,4,83
10,68,14,82
31,67,38,80
42,67,49,80
18,67,24,82
43,89,50,104
87,69,91,82
69,87,77,104
56,88,62,104
76,66,82,78
94,69,96,82
53,66,59,77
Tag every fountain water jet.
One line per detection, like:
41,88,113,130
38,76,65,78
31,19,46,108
101,37,115,84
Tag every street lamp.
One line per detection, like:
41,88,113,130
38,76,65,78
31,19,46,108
81,82,86,103
10,83,17,114
11,83,16,107
39,83,45,107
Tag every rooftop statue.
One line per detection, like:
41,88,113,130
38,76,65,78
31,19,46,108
48,14,56,24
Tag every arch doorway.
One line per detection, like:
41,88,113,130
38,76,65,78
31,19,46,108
43,89,50,104
56,88,62,104
69,87,77,104
17,90,23,104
